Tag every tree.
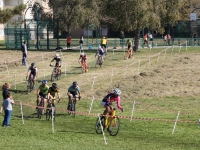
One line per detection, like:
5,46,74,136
0,4,26,24
104,0,196,51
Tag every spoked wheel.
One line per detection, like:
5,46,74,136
51,71,55,82
30,80,34,91
71,102,76,118
67,103,72,115
57,69,61,80
37,107,43,119
108,116,120,136
99,57,102,68
95,116,105,134
46,106,51,120
81,66,85,73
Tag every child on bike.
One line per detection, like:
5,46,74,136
47,83,61,106
67,81,81,110
26,63,38,89
78,53,88,72
102,88,123,116
95,46,105,64
50,54,62,75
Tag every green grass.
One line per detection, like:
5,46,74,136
1,46,200,149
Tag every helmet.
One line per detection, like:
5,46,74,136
81,52,84,56
42,80,47,84
98,46,101,49
52,83,57,88
103,37,105,39
31,63,35,67
55,54,59,57
113,88,121,96
72,81,78,86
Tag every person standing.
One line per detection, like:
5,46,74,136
79,34,83,45
67,36,71,48
21,41,27,66
167,34,171,46
143,33,149,47
0,92,14,127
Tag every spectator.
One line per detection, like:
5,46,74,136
143,33,149,47
79,34,83,45
67,36,71,48
163,35,167,46
0,92,14,127
2,83,11,100
193,33,197,46
35,36,42,49
21,41,27,66
167,34,171,46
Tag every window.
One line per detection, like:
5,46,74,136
0,0,2,7
0,28,4,36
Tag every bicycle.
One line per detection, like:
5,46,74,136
46,98,57,121
50,65,61,82
95,108,120,136
95,54,103,68
26,75,34,93
80,60,88,73
37,96,46,119
67,96,80,118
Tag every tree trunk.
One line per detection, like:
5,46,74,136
133,29,140,52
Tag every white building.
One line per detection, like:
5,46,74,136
0,0,51,40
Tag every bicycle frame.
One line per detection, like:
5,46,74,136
81,60,87,73
51,66,61,82
27,74,34,92
46,98,56,120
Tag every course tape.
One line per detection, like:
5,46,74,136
12,101,198,124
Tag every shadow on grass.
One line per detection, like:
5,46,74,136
9,89,27,94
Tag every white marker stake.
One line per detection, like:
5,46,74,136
5,61,9,75
138,60,141,73
164,49,167,59
157,53,160,63
65,63,67,76
171,45,174,54
88,96,94,114
52,107,55,133
130,100,136,121
172,111,180,134
98,114,107,145
20,102,24,124
14,74,16,89
148,57,151,68
91,76,96,90
124,65,128,79
43,69,45,79
179,44,182,53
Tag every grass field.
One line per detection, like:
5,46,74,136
1,45,200,149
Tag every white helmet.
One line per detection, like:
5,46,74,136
113,88,121,96
55,54,59,57
81,52,84,56
98,46,101,49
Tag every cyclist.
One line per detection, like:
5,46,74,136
50,54,62,75
95,46,105,64
126,39,133,58
26,63,38,89
36,80,49,113
78,52,88,72
67,81,81,110
102,88,123,116
47,83,61,106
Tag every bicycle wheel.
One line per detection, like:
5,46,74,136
81,65,85,73
30,80,33,91
57,69,61,80
95,116,105,134
51,71,55,82
37,106,42,119
72,100,76,118
108,116,120,136
67,103,72,115
99,57,102,68
46,105,51,120
26,81,30,93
